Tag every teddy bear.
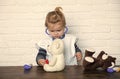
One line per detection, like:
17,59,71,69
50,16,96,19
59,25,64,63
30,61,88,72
83,50,116,71
43,39,65,72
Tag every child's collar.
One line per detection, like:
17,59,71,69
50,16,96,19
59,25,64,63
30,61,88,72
52,34,65,40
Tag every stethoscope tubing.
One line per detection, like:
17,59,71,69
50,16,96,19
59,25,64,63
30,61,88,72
45,27,68,35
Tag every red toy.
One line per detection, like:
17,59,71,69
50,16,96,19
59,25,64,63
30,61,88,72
45,59,49,64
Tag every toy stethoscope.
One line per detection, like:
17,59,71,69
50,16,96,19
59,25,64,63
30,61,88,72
45,26,68,35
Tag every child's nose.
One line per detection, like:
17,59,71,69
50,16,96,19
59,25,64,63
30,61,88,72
54,31,58,35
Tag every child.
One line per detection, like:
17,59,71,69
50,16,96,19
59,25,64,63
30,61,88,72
36,7,82,66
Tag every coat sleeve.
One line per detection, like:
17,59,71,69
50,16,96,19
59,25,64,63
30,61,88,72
36,48,47,65
74,43,82,53
35,38,51,65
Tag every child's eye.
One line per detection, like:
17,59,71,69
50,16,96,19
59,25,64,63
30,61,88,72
50,30,54,32
57,30,61,32
51,31,54,32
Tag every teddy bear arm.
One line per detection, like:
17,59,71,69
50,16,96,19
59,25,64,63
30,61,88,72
49,57,57,66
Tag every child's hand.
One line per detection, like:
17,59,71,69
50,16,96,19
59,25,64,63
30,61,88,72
75,52,82,61
38,59,46,66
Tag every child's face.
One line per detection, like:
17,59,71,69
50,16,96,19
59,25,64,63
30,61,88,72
47,22,65,39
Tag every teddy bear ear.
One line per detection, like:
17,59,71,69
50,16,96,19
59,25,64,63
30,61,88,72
102,54,108,60
113,57,116,60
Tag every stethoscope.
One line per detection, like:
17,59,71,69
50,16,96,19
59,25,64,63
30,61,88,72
45,26,68,40
45,26,68,35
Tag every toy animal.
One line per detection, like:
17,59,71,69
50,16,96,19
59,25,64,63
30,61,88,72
43,39,65,72
83,50,116,71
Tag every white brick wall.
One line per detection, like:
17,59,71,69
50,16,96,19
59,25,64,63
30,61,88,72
0,0,120,66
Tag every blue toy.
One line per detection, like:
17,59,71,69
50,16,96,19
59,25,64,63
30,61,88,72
24,64,32,70
107,68,114,73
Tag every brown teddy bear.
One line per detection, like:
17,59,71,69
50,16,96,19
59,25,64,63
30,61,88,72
83,50,116,71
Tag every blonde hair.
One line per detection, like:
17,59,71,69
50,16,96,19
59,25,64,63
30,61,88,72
45,7,66,28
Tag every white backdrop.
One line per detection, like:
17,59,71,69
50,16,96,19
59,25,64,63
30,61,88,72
0,0,120,66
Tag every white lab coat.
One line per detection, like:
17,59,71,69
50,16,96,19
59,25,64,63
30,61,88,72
37,34,78,65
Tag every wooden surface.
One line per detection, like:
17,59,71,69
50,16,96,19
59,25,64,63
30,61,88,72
0,66,120,79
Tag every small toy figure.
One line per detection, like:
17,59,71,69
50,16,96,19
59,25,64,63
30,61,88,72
107,67,120,73
24,64,32,70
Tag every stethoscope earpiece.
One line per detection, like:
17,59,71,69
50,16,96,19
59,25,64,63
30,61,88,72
64,27,68,34
45,28,50,35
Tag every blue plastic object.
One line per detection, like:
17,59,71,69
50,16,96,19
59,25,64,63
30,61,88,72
24,64,32,70
107,68,114,73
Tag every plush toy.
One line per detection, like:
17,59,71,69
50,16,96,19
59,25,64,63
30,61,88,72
43,39,65,72
83,50,116,71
